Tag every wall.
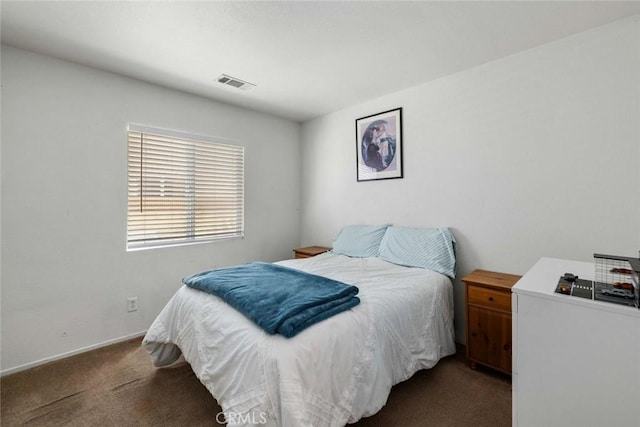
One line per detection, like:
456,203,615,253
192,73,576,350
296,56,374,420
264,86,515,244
0,46,301,373
300,16,640,343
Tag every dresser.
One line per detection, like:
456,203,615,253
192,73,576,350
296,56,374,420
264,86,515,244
463,269,521,374
512,257,639,427
292,246,331,259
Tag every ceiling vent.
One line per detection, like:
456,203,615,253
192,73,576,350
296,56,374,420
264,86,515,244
217,74,256,91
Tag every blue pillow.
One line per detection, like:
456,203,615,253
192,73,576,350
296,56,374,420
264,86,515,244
332,224,390,258
378,227,456,279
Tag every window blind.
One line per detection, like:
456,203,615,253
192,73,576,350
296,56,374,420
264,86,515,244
127,126,244,250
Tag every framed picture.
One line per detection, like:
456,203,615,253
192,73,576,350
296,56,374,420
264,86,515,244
355,107,403,182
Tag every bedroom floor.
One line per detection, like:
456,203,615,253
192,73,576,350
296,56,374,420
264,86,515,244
1,338,511,426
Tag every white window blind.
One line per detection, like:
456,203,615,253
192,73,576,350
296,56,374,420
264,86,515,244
127,125,244,250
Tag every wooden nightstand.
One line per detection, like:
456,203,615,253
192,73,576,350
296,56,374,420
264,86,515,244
462,269,522,374
293,246,331,259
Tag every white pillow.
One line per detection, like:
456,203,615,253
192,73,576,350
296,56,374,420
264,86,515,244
332,224,390,258
378,226,456,279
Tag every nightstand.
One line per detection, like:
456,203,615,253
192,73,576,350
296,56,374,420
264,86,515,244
462,269,521,374
293,246,331,259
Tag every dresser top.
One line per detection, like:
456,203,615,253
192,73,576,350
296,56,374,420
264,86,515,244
513,257,639,318
513,257,594,295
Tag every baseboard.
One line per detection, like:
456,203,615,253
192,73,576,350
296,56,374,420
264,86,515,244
0,330,147,377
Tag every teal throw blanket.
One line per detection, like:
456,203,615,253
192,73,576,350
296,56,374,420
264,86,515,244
183,262,360,338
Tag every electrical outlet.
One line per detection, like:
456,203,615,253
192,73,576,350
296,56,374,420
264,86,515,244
127,297,138,312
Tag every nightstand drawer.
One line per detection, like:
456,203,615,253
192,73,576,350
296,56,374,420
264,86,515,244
467,286,511,311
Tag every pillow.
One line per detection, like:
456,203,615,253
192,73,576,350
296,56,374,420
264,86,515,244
332,224,390,258
378,226,456,279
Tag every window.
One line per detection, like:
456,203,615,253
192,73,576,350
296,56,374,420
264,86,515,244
127,124,244,250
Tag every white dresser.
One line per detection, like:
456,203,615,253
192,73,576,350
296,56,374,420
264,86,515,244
512,257,640,427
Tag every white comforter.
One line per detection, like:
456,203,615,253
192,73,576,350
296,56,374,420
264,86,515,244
142,253,456,426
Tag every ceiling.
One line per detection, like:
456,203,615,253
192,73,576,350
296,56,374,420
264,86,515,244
2,1,639,122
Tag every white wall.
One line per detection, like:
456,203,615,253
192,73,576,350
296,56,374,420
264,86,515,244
0,46,301,373
300,16,640,343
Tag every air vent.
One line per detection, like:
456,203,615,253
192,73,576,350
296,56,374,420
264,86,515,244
217,74,256,91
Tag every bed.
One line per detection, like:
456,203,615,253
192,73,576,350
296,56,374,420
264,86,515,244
142,225,457,426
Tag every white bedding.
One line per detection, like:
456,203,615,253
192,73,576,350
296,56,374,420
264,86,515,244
142,252,456,426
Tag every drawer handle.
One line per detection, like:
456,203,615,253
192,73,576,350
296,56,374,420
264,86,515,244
488,297,494,301
503,344,510,351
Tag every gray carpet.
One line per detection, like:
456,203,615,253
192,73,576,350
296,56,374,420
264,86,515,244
1,338,511,426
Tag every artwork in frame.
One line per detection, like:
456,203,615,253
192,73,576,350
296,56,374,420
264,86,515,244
355,107,403,182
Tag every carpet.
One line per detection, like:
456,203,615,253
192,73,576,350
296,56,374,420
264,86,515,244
1,338,510,426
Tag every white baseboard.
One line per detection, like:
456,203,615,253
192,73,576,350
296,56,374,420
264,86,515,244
0,330,147,377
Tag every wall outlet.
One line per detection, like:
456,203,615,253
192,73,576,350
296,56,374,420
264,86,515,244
127,297,138,312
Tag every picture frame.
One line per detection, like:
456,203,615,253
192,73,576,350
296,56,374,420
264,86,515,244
355,107,403,182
